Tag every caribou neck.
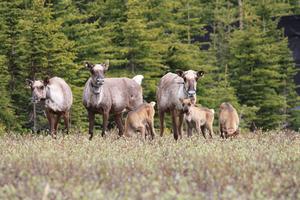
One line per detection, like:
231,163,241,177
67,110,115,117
90,82,103,95
178,82,196,104
177,82,189,98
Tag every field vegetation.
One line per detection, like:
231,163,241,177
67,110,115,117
0,131,299,199
1,0,300,132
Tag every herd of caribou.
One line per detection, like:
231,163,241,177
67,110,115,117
26,61,239,140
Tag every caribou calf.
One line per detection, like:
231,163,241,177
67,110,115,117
26,77,73,138
180,98,214,138
124,102,156,140
219,102,239,138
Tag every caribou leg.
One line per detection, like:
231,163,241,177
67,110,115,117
114,113,124,137
207,124,214,139
187,122,193,137
220,124,224,139
54,113,61,139
88,111,95,140
147,120,156,140
200,126,206,139
159,110,165,137
102,111,109,137
140,126,146,141
196,122,205,139
46,110,56,139
63,111,70,135
178,112,184,139
45,109,52,135
50,117,56,139
171,109,178,140
234,129,240,137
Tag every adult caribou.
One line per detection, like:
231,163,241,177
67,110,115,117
26,77,73,139
156,70,204,140
82,61,144,140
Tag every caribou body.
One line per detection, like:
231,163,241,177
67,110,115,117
124,101,156,140
219,102,240,138
27,77,73,138
156,70,204,140
180,98,214,138
82,61,143,140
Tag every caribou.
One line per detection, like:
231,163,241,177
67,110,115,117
26,77,73,138
156,70,204,140
124,101,156,140
219,102,240,138
180,98,214,138
82,61,144,140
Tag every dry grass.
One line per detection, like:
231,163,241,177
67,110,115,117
0,131,299,199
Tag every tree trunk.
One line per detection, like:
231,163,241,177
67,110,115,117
187,1,191,44
238,0,243,30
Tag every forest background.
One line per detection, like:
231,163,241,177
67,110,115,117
0,0,300,132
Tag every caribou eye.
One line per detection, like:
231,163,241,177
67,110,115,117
40,86,44,90
188,103,191,106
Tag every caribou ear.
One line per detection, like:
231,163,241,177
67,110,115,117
175,70,184,77
196,71,204,79
103,59,109,71
26,79,33,88
150,101,156,107
179,98,184,103
85,62,94,70
43,77,50,86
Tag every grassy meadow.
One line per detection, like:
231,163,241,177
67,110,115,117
0,131,299,199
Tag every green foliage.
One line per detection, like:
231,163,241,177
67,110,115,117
228,27,284,129
290,110,300,130
0,0,26,130
0,56,15,130
18,0,76,79
0,0,299,131
227,1,299,130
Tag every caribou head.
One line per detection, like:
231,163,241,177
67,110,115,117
85,60,109,94
176,69,204,101
26,77,50,102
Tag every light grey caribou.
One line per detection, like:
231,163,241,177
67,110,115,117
82,61,144,140
156,70,204,140
26,77,73,138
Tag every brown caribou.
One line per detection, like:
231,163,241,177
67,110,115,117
26,77,73,138
180,98,214,138
219,102,240,138
124,101,156,140
156,70,204,140
82,61,144,140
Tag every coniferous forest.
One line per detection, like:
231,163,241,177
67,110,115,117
0,0,300,132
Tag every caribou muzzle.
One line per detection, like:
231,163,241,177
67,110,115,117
187,90,196,97
182,107,190,114
95,78,105,86
32,96,46,102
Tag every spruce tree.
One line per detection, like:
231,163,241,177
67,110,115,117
229,25,291,129
14,0,77,129
0,55,15,130
0,0,27,130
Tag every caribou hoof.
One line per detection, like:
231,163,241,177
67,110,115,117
89,134,93,140
101,132,106,137
173,134,178,140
